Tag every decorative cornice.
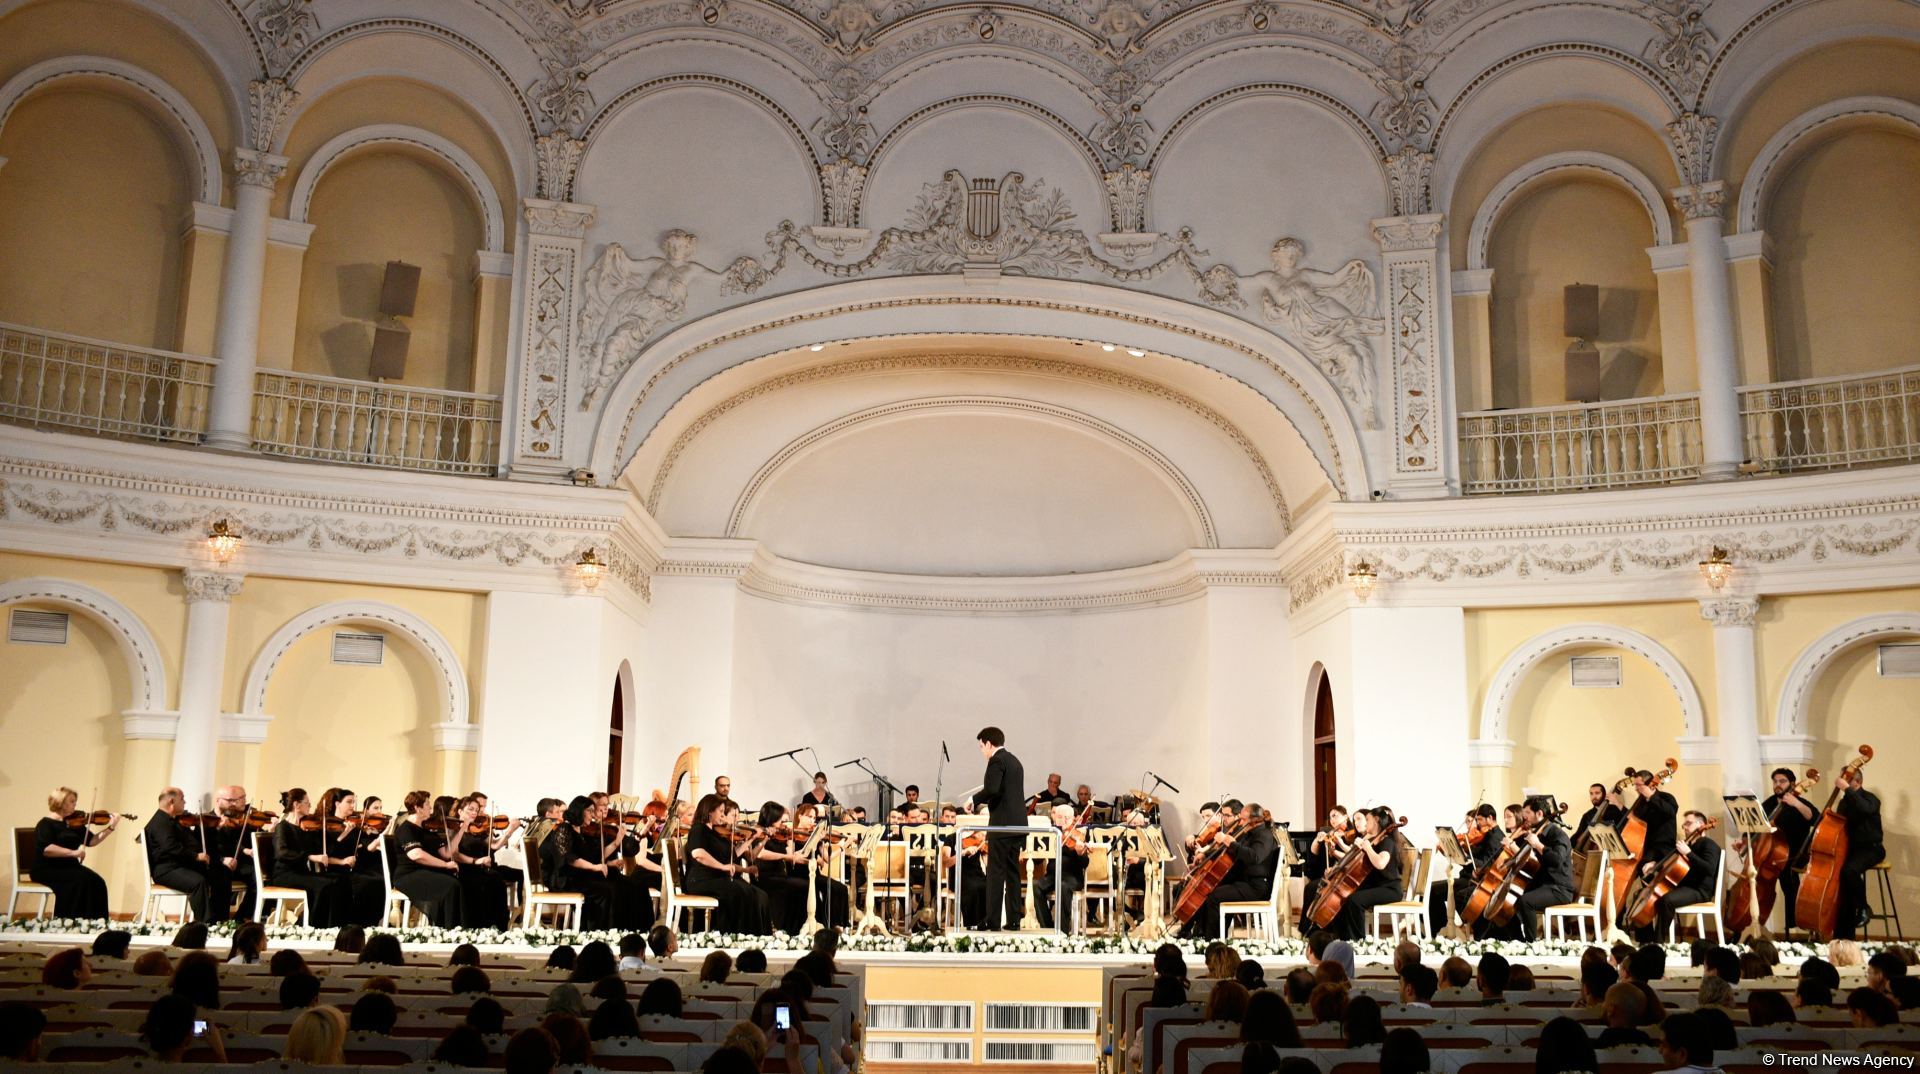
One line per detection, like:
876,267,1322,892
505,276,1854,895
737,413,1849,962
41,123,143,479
736,548,1209,616
523,197,597,239
182,569,244,604
121,709,180,741
1371,212,1443,254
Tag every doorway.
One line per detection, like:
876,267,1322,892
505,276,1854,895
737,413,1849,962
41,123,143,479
607,675,624,794
1312,671,1337,821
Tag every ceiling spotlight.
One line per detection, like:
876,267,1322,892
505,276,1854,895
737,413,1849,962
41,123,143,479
809,344,825,351
1126,348,1146,357
1101,344,1116,352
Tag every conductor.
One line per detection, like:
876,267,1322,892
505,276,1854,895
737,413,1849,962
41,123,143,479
975,726,1025,930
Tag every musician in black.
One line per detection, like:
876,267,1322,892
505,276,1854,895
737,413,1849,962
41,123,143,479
797,772,838,814
393,789,465,927
271,788,353,926
318,789,384,925
939,804,987,928
1297,805,1350,928
1627,770,1679,876
467,791,526,902
751,801,814,933
1500,796,1575,943
1180,799,1278,939
1182,802,1220,864
451,796,512,929
1026,772,1071,813
31,788,116,920
1073,785,1109,825
143,787,229,923
1571,783,1624,849
541,796,619,929
1034,803,1090,933
586,792,657,929
1430,803,1502,935
976,726,1026,930
683,794,772,933
1745,767,1815,931
1833,766,1883,940
211,785,256,918
794,802,852,928
1328,806,1403,941
1636,809,1720,941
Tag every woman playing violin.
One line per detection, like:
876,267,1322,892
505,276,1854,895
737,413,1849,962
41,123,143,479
750,801,815,933
272,788,354,926
33,787,117,919
393,790,465,927
795,802,853,928
466,791,526,902
939,803,988,928
451,795,513,929
540,795,621,930
352,796,389,878
685,794,772,934
318,788,385,925
586,791,657,929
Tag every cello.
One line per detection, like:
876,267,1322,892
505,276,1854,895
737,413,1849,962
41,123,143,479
1610,758,1679,911
1626,816,1718,929
1725,768,1820,938
1481,802,1567,928
1306,814,1407,929
1794,745,1873,941
1170,810,1256,925
1460,814,1533,928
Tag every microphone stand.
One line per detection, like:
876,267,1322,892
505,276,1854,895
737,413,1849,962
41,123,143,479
761,746,819,791
925,741,949,935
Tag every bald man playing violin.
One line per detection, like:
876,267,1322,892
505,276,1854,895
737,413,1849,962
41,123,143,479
144,788,234,923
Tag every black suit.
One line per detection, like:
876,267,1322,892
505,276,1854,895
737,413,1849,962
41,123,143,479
1835,787,1885,940
977,747,1025,928
1630,790,1679,866
1760,790,1815,930
1504,824,1575,942
1651,833,1721,939
1185,822,1278,939
145,813,225,922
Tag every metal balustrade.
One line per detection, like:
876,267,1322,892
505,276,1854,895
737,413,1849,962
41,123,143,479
0,322,215,443
1459,393,1703,494
1741,364,1920,475
251,369,502,476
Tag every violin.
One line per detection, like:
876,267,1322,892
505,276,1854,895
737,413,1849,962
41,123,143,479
175,812,222,830
352,812,390,835
297,814,352,834
65,810,136,828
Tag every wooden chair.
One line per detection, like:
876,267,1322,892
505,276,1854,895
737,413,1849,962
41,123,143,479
661,839,717,932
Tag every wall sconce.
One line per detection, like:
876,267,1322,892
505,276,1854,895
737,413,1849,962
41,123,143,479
1347,559,1379,602
575,547,606,591
206,519,241,564
1698,546,1734,592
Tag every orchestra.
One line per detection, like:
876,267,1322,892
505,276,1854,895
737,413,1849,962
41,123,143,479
15,733,1895,947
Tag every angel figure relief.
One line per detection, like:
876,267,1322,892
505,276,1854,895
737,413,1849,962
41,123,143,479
1194,237,1384,427
577,230,770,408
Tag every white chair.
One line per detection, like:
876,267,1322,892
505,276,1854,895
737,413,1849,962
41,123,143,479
136,883,190,925
373,835,416,927
867,840,915,928
249,830,311,925
1668,852,1728,944
520,833,583,930
1220,867,1285,942
1545,848,1608,942
1370,847,1431,941
661,839,717,932
9,828,54,920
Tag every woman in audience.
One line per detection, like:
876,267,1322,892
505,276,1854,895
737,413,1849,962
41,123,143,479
702,949,734,984
0,1004,47,1062
1697,975,1736,1009
721,1020,770,1064
1124,975,1190,1073
171,922,208,950
1240,989,1303,1048
591,975,628,1004
541,1011,592,1064
467,996,508,1035
433,1024,490,1066
1241,1042,1282,1074
358,932,404,966
361,976,398,994
449,943,482,967
570,939,617,983
1342,995,1386,1047
1236,959,1268,992
590,996,643,1040
1307,982,1349,1027
1379,1027,1429,1074
544,982,586,1017
269,948,308,977
1320,940,1357,982
638,976,685,1017
169,950,222,1011
1153,942,1188,986
133,949,174,977
332,925,366,954
1202,979,1249,1024
503,1026,559,1074
1830,940,1864,968
350,991,398,1034
284,1004,346,1064
1748,989,1796,1027
1204,941,1241,980
228,921,267,964
736,949,769,974
1535,1015,1599,1074
545,944,577,971
1740,951,1772,981
452,965,492,995
279,972,322,1010
39,947,90,989
1577,960,1617,1011
704,1046,764,1074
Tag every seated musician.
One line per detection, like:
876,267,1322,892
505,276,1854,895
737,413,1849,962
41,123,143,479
1179,799,1277,939
1035,803,1090,933
1638,809,1720,941
451,795,513,930
1571,783,1624,849
1490,796,1574,943
542,796,621,929
1297,805,1350,925
393,789,467,927
587,792,656,929
468,791,526,899
144,787,227,923
1182,802,1220,863
901,785,923,814
211,785,255,917
1616,770,1680,932
940,804,987,928
1834,766,1883,940
1073,785,1109,825
793,803,852,928
752,801,813,933
1329,807,1404,941
1429,803,1501,935
683,794,772,934
1027,773,1072,813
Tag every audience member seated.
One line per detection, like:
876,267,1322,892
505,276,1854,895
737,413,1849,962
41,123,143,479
1596,983,1653,1048
361,975,397,995
1380,1026,1430,1074
358,933,404,966
434,1023,490,1066
228,921,267,964
1241,988,1303,1049
1747,989,1796,1027
1535,1015,1599,1074
1205,941,1241,980
1343,995,1386,1047
590,975,628,1003
649,925,679,963
284,1004,346,1064
1476,953,1510,1004
1795,979,1834,1010
591,996,643,1040
1507,964,1536,991
91,930,132,961
1579,960,1618,1011
543,983,585,1017
169,950,222,1010
269,948,308,977
145,993,221,1063
332,925,366,954
467,996,508,1035
702,949,734,984
0,1003,48,1062
133,950,173,976
618,933,650,973
503,1025,559,1074
1697,976,1735,1008
279,971,322,1010
541,1010,592,1064
170,922,208,950
638,976,685,1017
545,945,577,971
1203,979,1249,1024
1440,956,1473,989
1309,983,1349,1026
1655,1011,1717,1074
40,947,91,989
571,940,617,983
703,1044,761,1074
1283,967,1315,1004
1236,959,1267,992
736,948,769,974
452,965,492,995
1849,987,1899,1028
349,990,398,1034
1400,963,1437,1008
1829,940,1863,968
449,942,481,967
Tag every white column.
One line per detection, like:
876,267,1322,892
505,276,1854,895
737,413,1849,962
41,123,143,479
1371,213,1453,497
173,570,243,807
1675,182,1744,481
205,149,288,450
1701,596,1763,793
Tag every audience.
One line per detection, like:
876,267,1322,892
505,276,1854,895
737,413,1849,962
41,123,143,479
1868,950,1907,996
590,995,644,1040
331,925,366,954
269,948,308,977
1379,1026,1430,1074
545,944,577,971
1234,958,1267,991
228,922,267,965
638,976,686,1017
1596,983,1653,1048
1392,940,1421,977
1283,966,1316,1004
358,933,404,967
283,1004,346,1064
736,949,769,974
1747,988,1796,1027
168,950,222,1010
1829,939,1864,968
1439,955,1473,989
1534,1015,1599,1074
1696,975,1736,1009
1202,979,1249,1023
1579,960,1618,1010
169,922,208,950
1240,989,1302,1049
132,949,174,977
1399,963,1437,1008
543,983,586,1017
502,1025,559,1074
1204,941,1242,981
541,1010,592,1064
143,993,218,1063
433,1024,490,1066
451,965,492,996
1308,982,1350,1026
278,971,322,1010
1507,964,1536,992
1849,986,1899,1028
1656,1011,1716,1074
649,925,679,962
40,948,91,989
701,949,734,984
618,933,650,973
590,975,628,1004
349,991,399,1034
448,943,482,967
90,930,132,960
571,940,617,983
1342,994,1386,1047
1476,952,1510,1004
466,996,508,1035
0,1003,48,1062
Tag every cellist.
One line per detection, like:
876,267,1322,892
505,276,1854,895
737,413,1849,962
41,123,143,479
1635,809,1721,941
1431,803,1503,935
1297,805,1350,924
1179,799,1276,939
1330,806,1405,941
1489,796,1575,943
1832,765,1883,940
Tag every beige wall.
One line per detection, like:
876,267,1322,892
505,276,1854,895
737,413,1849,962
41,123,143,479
1765,128,1920,381
1487,179,1665,408
1719,39,1920,191
290,152,485,391
0,88,190,349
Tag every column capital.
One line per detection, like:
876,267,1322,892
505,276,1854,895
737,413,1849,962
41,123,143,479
232,147,290,191
534,134,587,202
523,197,597,239
182,569,245,604
246,79,299,153
1699,595,1759,627
1383,150,1434,216
1672,180,1727,222
1370,212,1444,253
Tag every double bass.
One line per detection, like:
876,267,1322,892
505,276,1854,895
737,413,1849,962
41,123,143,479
1724,768,1819,938
1794,745,1873,940
1306,815,1407,929
1626,816,1718,929
1610,758,1679,911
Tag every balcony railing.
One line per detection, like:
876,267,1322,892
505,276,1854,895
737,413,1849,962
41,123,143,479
1741,364,1920,475
252,370,502,476
0,322,215,443
1459,393,1703,494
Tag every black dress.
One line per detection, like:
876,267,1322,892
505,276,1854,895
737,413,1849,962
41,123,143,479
455,829,513,929
753,836,813,933
1335,832,1405,941
31,818,109,919
542,823,619,930
269,819,352,927
393,820,465,927
323,823,386,925
683,825,771,934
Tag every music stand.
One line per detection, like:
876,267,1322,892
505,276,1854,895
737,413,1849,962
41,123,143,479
1128,827,1173,940
1722,793,1772,941
797,821,831,937
1586,825,1632,933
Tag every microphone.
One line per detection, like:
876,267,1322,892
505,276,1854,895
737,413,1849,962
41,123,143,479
942,741,950,762
833,759,862,770
1147,771,1182,794
758,747,805,762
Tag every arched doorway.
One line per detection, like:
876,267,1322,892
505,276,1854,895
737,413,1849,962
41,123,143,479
606,675,624,794
1313,671,1337,821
